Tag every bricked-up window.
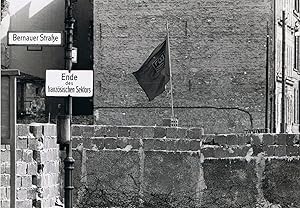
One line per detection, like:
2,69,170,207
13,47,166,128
294,36,299,71
287,95,293,125
298,83,300,124
297,36,299,70
288,45,293,77
286,97,288,125
298,89,300,123
288,46,290,75
277,40,282,73
295,0,300,12
294,89,297,123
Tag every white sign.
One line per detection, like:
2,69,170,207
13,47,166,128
46,70,93,97
72,47,77,63
8,32,63,46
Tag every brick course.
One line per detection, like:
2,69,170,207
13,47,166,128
71,125,300,158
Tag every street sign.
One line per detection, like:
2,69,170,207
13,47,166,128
46,70,93,97
7,31,63,46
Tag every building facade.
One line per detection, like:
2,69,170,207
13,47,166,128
93,0,277,134
274,0,300,133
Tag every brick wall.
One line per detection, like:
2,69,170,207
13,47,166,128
72,125,300,207
93,0,274,134
0,124,60,208
3,124,299,207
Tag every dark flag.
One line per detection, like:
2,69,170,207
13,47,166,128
133,37,170,101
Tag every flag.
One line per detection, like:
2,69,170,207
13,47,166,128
133,37,170,101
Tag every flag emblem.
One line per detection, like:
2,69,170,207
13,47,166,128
152,53,165,72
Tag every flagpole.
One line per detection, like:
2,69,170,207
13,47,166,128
265,22,269,132
166,21,175,118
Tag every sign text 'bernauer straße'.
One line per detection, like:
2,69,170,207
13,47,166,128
8,32,62,46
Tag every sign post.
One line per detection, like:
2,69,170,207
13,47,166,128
64,2,75,207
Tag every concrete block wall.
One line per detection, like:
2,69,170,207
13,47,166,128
2,124,299,207
72,125,300,207
93,0,274,134
0,124,60,208
72,125,205,207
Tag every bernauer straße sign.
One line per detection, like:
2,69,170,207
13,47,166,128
7,31,63,46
